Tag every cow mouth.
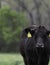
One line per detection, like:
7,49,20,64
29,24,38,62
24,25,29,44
36,47,44,54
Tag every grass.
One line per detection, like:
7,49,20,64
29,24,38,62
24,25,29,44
0,53,49,65
0,53,24,65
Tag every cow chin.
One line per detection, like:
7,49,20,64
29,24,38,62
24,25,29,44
36,46,45,55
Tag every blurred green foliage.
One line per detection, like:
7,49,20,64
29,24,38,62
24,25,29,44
0,6,28,43
0,6,28,52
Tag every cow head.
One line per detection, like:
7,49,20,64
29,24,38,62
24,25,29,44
21,26,50,54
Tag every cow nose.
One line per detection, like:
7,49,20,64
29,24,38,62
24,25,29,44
36,42,44,47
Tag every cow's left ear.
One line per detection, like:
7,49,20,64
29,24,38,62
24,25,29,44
47,31,50,37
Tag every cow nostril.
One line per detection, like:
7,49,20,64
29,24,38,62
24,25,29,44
36,43,44,47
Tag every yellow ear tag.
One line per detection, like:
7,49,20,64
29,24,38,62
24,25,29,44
49,34,50,37
27,32,32,38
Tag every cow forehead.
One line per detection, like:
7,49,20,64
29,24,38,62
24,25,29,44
35,27,47,36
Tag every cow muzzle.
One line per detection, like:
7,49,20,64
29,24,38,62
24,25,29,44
36,42,44,48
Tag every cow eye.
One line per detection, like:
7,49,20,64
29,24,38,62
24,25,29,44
27,32,32,38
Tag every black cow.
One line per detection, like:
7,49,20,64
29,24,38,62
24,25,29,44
20,26,50,65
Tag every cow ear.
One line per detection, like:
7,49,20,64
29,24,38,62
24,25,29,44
21,27,36,39
21,28,32,39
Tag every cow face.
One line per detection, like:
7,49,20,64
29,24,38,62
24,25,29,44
34,26,50,48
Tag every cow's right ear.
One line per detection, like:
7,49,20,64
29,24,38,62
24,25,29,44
21,27,36,39
21,28,32,39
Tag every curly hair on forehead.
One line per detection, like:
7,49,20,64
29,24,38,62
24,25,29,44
35,26,48,34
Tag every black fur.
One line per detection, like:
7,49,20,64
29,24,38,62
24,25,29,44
20,26,50,65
